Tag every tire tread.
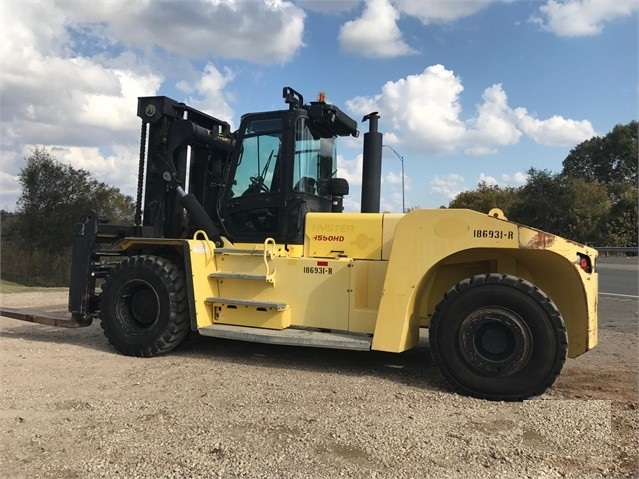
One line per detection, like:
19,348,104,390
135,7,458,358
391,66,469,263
100,255,190,357
430,273,568,401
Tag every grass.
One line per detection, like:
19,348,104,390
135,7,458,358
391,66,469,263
0,279,68,294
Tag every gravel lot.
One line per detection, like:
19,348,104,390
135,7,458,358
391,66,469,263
0,291,637,479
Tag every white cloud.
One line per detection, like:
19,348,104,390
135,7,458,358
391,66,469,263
296,0,359,13
474,171,528,190
65,0,306,64
343,194,362,213
176,63,236,124
501,171,528,185
430,173,465,199
337,154,363,186
55,145,141,195
385,171,403,185
0,170,21,210
348,65,466,154
467,84,522,147
531,0,639,37
0,45,163,171
346,64,596,154
514,108,596,146
478,173,498,186
339,0,416,58
346,95,382,118
393,0,507,24
337,1,515,59
0,2,164,147
465,146,498,155
380,191,403,213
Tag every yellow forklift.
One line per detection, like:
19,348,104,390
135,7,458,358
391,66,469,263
2,87,598,401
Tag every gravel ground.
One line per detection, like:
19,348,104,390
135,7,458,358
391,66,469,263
0,291,637,479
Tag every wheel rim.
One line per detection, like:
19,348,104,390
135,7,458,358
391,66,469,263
458,307,532,377
114,279,160,335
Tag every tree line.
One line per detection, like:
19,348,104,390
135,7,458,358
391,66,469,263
448,121,637,247
1,147,134,286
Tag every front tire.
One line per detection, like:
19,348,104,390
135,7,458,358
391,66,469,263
429,274,567,401
100,255,190,357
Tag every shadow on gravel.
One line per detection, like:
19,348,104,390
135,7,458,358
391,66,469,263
0,316,448,393
2,295,634,394
0,320,114,353
174,332,449,393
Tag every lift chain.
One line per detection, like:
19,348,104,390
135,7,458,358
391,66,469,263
134,120,147,226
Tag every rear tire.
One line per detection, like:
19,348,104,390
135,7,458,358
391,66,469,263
429,274,567,401
100,255,190,357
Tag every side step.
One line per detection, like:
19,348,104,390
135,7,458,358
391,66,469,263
198,324,372,351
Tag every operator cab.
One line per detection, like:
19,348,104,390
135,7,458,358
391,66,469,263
219,87,358,245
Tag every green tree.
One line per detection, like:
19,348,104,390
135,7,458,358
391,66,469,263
508,169,566,235
449,182,520,216
603,187,638,247
561,177,611,244
506,169,611,244
15,147,134,252
562,121,638,246
0,210,19,241
2,148,135,285
562,121,638,191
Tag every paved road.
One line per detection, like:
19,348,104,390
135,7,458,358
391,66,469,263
597,256,638,297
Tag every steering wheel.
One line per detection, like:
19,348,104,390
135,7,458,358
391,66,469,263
247,176,269,193
294,176,316,194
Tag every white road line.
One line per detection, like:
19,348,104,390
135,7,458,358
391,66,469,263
600,292,639,299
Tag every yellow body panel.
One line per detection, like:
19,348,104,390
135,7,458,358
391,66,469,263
371,209,597,356
349,261,388,333
185,208,597,359
305,213,383,259
211,301,291,329
188,241,352,331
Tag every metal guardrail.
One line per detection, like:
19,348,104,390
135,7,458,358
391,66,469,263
595,246,638,255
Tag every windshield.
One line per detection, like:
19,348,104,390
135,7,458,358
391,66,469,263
231,118,282,197
293,117,337,199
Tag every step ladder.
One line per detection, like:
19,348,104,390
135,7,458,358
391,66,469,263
205,238,287,328
211,237,278,284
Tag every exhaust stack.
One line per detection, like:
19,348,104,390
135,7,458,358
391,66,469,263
361,112,383,213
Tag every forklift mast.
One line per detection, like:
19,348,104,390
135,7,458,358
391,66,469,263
136,87,362,244
136,96,232,239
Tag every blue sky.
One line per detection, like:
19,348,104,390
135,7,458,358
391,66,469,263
1,0,637,213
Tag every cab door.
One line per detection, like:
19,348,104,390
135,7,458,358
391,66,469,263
221,113,287,243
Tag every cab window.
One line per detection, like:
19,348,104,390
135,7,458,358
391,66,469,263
293,117,336,199
231,118,282,197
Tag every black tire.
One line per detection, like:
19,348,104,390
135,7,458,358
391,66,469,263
429,274,567,401
99,255,190,357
